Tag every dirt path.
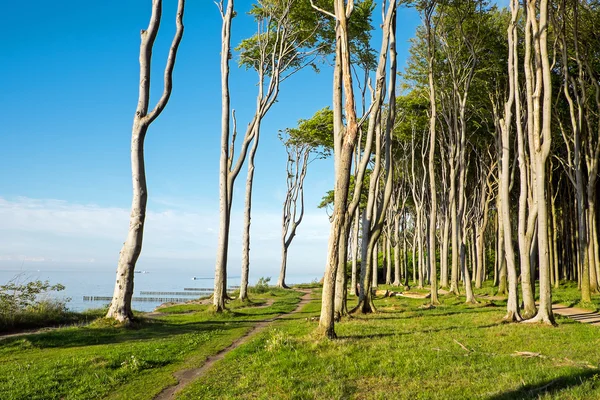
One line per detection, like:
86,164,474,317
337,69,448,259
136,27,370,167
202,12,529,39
153,289,312,400
547,304,600,325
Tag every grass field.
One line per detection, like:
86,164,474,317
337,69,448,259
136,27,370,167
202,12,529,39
2,284,600,399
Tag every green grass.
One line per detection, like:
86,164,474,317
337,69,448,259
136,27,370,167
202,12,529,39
0,303,106,334
0,288,302,400
178,289,600,400
469,280,600,311
3,285,600,400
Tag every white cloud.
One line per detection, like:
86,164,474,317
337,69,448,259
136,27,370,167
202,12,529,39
0,196,330,278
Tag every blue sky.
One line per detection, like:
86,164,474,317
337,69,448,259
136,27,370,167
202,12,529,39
0,1,421,279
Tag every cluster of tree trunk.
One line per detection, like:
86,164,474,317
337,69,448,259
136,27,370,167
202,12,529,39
105,0,600,337
315,0,600,337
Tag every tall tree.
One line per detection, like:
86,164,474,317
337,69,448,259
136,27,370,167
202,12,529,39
107,0,185,323
276,108,333,287
278,135,311,288
216,0,323,306
523,0,555,325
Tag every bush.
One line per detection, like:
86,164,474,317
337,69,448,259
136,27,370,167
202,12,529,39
0,274,74,332
250,277,271,294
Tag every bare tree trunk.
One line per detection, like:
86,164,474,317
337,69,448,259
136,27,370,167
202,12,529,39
352,1,397,315
403,213,409,286
214,0,235,312
412,221,418,285
316,0,365,339
551,184,560,288
424,4,439,305
386,229,392,285
498,0,520,320
393,213,401,286
334,219,350,319
440,207,450,288
240,125,260,301
524,0,554,325
351,209,361,294
107,0,185,322
372,236,379,288
278,140,310,288
449,156,460,294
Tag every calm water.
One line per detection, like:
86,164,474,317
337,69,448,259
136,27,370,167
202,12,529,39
0,269,320,312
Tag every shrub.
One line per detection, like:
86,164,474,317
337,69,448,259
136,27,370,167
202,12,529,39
0,274,73,332
250,277,271,294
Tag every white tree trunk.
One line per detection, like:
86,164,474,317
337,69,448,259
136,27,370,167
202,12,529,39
107,0,185,322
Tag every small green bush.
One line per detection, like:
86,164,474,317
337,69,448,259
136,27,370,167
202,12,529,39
0,274,74,332
250,277,271,294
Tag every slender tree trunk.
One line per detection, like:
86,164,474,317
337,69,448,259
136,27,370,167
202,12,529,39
107,0,185,322
351,209,361,294
498,0,520,320
240,124,260,301
417,209,424,289
393,214,401,286
386,231,392,285
524,0,554,325
372,238,379,288
449,160,460,294
441,209,450,288
214,0,235,312
334,219,350,320
403,214,409,286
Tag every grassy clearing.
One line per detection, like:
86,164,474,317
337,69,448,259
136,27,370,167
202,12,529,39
178,289,600,400
0,288,301,400
3,284,600,400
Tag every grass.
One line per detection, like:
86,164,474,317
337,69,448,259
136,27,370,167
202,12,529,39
469,280,600,312
0,288,301,400
3,284,600,399
0,301,106,334
178,288,600,400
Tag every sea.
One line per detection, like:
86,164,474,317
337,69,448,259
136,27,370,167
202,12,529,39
0,269,320,312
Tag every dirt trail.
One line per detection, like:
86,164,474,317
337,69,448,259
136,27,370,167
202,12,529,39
547,304,600,325
153,289,312,400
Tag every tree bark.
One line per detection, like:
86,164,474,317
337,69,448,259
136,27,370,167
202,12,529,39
107,0,185,322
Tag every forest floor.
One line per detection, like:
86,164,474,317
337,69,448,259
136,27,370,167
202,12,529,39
2,283,600,399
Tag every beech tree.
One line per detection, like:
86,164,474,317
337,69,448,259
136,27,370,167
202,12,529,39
107,0,185,323
277,108,333,288
215,0,325,307
278,137,311,288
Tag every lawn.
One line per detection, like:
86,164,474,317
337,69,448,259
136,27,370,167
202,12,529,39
178,289,600,400
2,285,600,400
0,289,302,400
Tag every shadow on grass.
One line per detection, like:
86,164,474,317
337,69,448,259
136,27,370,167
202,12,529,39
0,318,257,350
337,323,500,340
353,307,503,321
487,370,600,399
0,297,306,350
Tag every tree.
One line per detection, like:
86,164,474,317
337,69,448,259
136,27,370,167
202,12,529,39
522,0,555,325
236,0,328,302
310,0,378,338
106,0,185,323
278,134,311,288
215,0,325,308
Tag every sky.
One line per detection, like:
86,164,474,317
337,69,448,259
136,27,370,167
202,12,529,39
0,1,422,279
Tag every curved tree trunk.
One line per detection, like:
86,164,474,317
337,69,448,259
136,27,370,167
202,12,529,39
107,0,185,322
523,0,555,326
